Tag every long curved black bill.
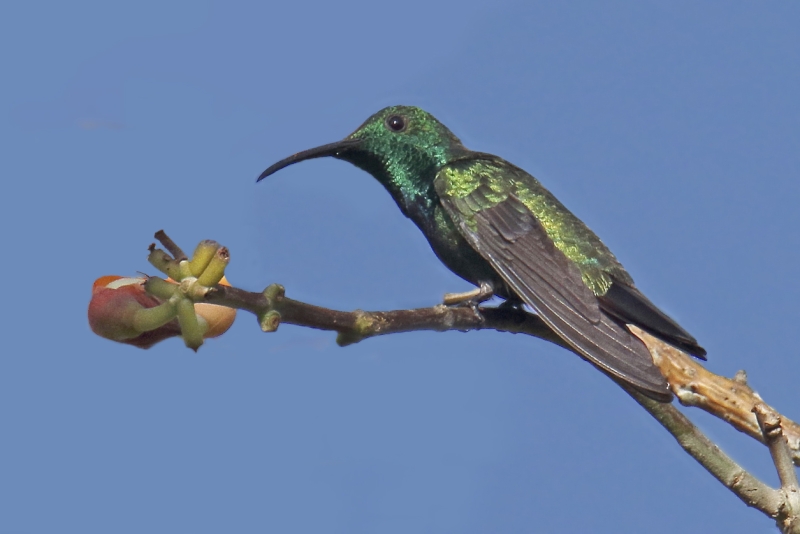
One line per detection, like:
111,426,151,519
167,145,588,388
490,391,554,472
257,138,363,182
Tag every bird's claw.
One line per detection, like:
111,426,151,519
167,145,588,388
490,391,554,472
443,282,494,312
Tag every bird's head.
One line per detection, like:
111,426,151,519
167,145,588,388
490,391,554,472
258,106,466,203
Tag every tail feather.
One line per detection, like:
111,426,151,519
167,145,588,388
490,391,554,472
599,280,706,360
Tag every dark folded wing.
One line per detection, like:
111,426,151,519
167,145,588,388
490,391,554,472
435,167,671,401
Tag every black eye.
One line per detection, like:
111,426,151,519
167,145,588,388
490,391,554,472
386,115,406,132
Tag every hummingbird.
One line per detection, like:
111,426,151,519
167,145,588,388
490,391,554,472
258,105,706,402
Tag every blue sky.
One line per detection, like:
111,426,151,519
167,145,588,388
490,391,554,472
2,1,799,532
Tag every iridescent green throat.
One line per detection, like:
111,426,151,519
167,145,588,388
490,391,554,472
336,106,467,214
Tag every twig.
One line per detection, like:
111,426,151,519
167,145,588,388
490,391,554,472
154,230,187,261
754,404,800,533
205,284,569,349
202,282,800,464
630,390,782,518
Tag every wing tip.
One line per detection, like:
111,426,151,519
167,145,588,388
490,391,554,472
633,383,674,403
682,342,707,361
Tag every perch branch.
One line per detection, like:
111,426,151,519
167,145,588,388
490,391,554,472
147,231,800,531
202,283,800,465
206,284,567,347
202,282,800,530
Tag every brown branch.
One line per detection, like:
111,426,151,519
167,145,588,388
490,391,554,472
630,326,800,466
205,284,569,349
629,389,783,520
205,283,800,462
154,229,187,262
204,284,798,455
143,231,800,529
754,404,800,533
204,282,800,530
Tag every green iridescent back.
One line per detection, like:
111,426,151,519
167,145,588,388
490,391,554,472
437,156,633,296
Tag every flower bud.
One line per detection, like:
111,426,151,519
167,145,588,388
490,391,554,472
88,276,180,348
88,276,236,349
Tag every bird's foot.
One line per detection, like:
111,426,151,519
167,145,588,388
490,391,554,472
497,298,525,311
443,282,494,308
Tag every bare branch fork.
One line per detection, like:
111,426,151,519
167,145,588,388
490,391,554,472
147,231,800,533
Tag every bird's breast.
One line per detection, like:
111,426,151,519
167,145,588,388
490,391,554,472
406,201,511,298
